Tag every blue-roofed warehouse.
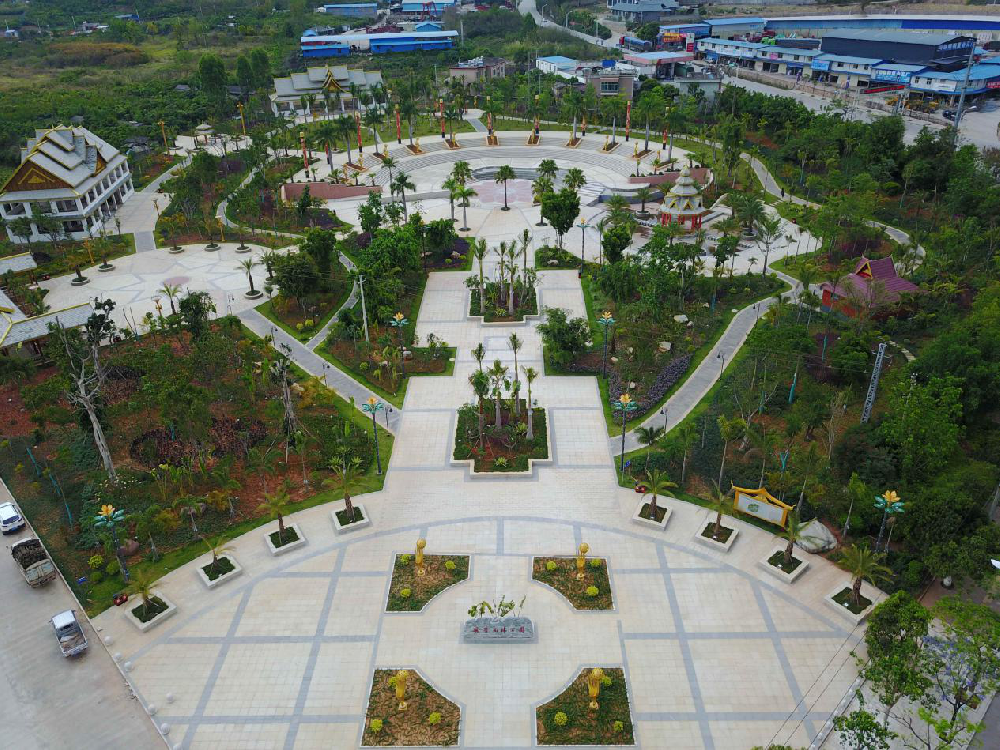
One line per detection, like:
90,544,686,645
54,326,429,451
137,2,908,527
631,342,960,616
320,3,378,17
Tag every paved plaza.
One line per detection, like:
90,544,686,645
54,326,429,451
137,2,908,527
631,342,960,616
38,128,863,749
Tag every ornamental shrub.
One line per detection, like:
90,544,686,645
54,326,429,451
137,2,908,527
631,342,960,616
613,720,624,732
88,554,105,570
553,711,568,727
601,675,612,687
370,718,383,734
445,560,456,571
586,585,598,597
106,559,121,576
427,712,441,725
589,558,602,568
545,560,557,572
399,554,411,564
400,588,411,598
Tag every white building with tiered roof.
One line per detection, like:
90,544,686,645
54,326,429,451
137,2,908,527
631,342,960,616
0,126,133,244
270,65,383,117
658,166,708,230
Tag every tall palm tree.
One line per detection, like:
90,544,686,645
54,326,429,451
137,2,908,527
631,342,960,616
495,164,515,211
335,114,354,165
382,154,396,183
257,489,292,545
642,468,678,523
173,495,202,534
126,569,161,621
390,172,415,219
238,258,258,295
717,415,745,488
469,370,490,450
327,456,362,522
522,366,538,439
442,176,459,223
781,510,818,567
202,535,233,569
755,213,783,277
706,482,732,541
313,121,339,175
564,167,586,191
635,186,653,214
451,160,472,186
635,425,664,473
471,238,487,314
508,333,522,414
454,184,476,231
487,359,508,427
158,283,181,314
537,159,557,182
840,544,893,607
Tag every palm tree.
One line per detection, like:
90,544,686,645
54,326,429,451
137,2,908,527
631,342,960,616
706,482,732,541
382,154,396,183
238,258,258,295
564,167,586,191
781,510,818,567
469,369,490,450
126,569,161,621
508,333,522,413
472,342,486,372
677,421,697,486
454,184,476,232
202,534,233,570
442,176,459,222
495,164,515,211
635,425,664,473
335,114,354,165
635,186,653,214
173,495,202,534
717,415,746,488
755,213,783,277
537,159,557,182
327,456,362,522
840,544,893,607
522,366,538,439
390,172,415,219
451,160,472,186
642,468,678,523
131,505,163,561
471,238,487,314
159,283,181,314
487,359,508,427
313,121,339,175
257,489,292,545
445,103,462,144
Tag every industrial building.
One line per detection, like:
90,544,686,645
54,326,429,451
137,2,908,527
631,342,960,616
317,3,379,18
818,30,974,66
299,29,457,55
608,1,678,24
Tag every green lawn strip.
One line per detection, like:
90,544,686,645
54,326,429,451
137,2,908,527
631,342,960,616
301,115,475,150
255,280,350,343
16,234,135,281
315,342,406,408
771,251,822,282
671,136,765,194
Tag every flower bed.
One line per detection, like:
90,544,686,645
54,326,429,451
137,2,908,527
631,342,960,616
469,286,538,323
198,555,243,589
386,553,470,612
363,669,460,746
453,403,548,473
536,667,634,745
532,557,614,611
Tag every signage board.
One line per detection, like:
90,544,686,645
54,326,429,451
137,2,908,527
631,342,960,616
685,33,695,52
873,68,912,84
811,59,830,71
733,487,792,528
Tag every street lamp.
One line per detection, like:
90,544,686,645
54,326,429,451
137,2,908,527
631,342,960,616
389,311,409,376
659,406,668,432
361,397,385,475
716,351,726,376
93,504,129,583
613,393,638,473
874,490,904,553
598,311,615,379
577,217,589,270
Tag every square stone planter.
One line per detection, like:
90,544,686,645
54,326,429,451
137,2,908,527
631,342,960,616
825,586,876,625
264,522,306,557
694,521,739,552
759,546,809,584
197,555,243,590
124,594,177,633
631,499,671,531
331,503,371,535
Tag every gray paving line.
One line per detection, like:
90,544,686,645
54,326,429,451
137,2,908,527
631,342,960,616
496,518,505,556
179,587,253,749
270,569,384,579
753,581,816,742
283,548,346,749
656,542,715,749
634,710,827,722
161,714,360,726
355,556,394,747
615,620,643,749
616,566,723,575
166,634,374,646
621,630,854,641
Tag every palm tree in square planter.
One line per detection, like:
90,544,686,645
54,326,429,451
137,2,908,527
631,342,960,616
637,469,677,527
697,482,739,550
327,456,371,533
836,544,893,614
258,489,305,554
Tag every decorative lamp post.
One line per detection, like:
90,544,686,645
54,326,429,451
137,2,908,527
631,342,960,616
362,397,384,475
94,504,130,583
587,667,605,711
439,98,445,139
874,490,904,553
577,217,589,270
158,119,168,150
415,538,426,577
598,312,615,380
237,102,247,136
389,312,409,376
716,351,726,376
614,394,637,472
576,542,589,581
660,406,668,432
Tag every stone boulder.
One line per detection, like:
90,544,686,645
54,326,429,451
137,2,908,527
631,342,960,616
796,519,836,553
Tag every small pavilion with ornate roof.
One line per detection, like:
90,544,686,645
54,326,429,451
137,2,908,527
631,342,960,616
658,166,709,230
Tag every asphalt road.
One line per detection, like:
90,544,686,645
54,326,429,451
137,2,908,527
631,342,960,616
0,480,163,749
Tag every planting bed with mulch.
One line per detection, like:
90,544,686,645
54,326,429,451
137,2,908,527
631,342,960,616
128,417,267,468
767,550,803,574
536,667,634,745
638,502,667,523
202,556,235,580
833,587,871,615
386,553,470,612
132,596,169,623
335,506,365,525
469,286,537,322
453,403,547,472
700,523,734,544
532,557,613,611
363,669,460,746
269,527,300,549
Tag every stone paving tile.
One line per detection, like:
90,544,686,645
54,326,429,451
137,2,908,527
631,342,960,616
283,549,341,574
324,575,388,637
302,641,374,715
133,643,222,718
392,411,453,468
626,639,696,712
503,519,577,557
189,722,289,749
615,573,676,633
760,588,841,634
672,572,768,633
424,519,497,554
205,642,312,717
783,637,860,714
589,529,659,569
689,638,795,713
637,720,706,749
292,722,361,749
236,577,329,637
710,719,812,750
550,408,611,466
169,593,245,638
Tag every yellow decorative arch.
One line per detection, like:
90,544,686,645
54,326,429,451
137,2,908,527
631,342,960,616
732,486,793,528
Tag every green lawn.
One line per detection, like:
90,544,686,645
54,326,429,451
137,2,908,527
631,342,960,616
771,251,822,282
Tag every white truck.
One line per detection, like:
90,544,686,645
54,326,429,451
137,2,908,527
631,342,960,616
50,610,88,657
11,538,57,587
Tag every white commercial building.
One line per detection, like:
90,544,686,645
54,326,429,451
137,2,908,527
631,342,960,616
0,126,133,244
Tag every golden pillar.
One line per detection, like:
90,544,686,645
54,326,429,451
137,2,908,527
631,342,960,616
237,102,247,136
415,538,426,577
587,667,604,711
158,120,168,150
394,669,409,711
576,542,589,580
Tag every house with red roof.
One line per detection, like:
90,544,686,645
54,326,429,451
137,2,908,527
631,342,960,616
819,256,921,318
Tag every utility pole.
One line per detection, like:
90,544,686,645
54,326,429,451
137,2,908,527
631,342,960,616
951,39,978,143
358,274,370,343
860,342,887,424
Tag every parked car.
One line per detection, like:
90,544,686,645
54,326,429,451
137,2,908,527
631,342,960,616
0,501,25,534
